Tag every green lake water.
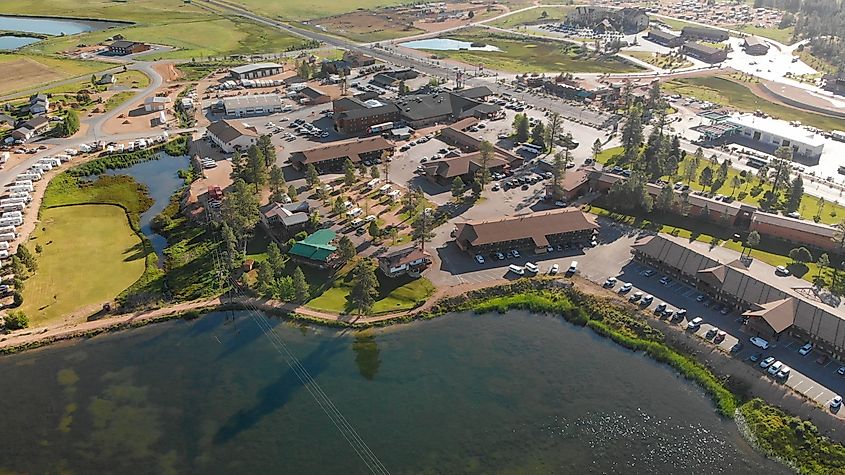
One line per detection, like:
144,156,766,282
0,310,788,474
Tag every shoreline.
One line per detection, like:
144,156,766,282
0,14,131,30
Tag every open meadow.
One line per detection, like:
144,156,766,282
421,29,643,74
0,53,112,96
21,205,146,327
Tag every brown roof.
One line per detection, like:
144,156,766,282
456,208,599,248
424,152,508,179
291,136,393,165
379,246,431,267
561,169,589,191
207,119,258,143
743,297,796,333
451,117,479,131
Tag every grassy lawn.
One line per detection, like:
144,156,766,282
43,174,152,214
307,268,435,315
599,144,845,224
730,24,794,44
0,53,112,96
795,49,838,75
426,29,642,74
115,70,150,89
624,50,692,69
2,1,306,61
231,0,414,21
102,91,135,113
488,6,573,28
662,75,845,132
21,205,146,327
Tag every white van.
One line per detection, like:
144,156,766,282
524,262,539,274
364,215,377,223
350,218,364,228
347,207,363,218
0,233,15,242
567,260,578,274
508,264,525,275
0,241,10,250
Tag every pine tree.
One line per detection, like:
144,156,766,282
530,122,546,151
257,260,275,296
348,259,378,315
451,176,465,197
337,235,356,263
344,159,356,186
267,242,283,277
292,266,309,303
306,164,320,189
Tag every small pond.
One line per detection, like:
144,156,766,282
0,36,41,50
101,153,190,263
400,38,502,51
0,15,122,36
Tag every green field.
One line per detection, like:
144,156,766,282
21,205,146,327
598,145,845,225
731,24,794,44
0,1,306,61
424,29,642,74
625,50,692,69
0,53,113,96
662,76,845,132
307,270,435,315
488,6,573,28
228,0,414,21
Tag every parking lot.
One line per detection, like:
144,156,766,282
600,255,845,413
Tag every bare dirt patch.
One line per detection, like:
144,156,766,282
2,59,64,95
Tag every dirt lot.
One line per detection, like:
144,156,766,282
101,84,181,135
1,58,63,95
154,62,183,83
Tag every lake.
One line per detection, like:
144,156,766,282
0,15,124,50
0,15,121,36
0,36,41,50
103,152,191,262
401,38,502,52
0,311,787,474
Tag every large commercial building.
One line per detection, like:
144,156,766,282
682,42,728,63
333,95,400,135
645,29,684,48
332,89,501,132
681,26,729,42
229,62,283,80
726,114,825,160
107,40,150,55
633,234,845,358
454,208,599,255
742,36,769,55
289,136,393,172
566,6,649,33
206,119,259,153
222,94,283,117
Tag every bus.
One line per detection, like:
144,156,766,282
747,156,769,168
368,122,394,134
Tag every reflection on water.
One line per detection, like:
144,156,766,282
401,38,502,51
0,15,120,35
0,311,788,474
102,153,190,262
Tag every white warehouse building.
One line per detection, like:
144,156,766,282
229,62,283,80
206,119,259,153
727,114,826,160
222,94,283,117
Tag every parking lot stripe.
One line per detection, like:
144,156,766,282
793,381,804,390
816,391,826,400
804,385,814,394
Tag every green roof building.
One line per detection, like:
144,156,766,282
289,229,337,268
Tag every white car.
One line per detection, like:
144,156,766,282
831,396,842,409
549,264,559,275
603,277,617,288
798,342,813,355
641,294,654,305
759,356,776,368
474,254,485,264
777,365,791,379
619,282,633,293
687,317,703,330
775,265,790,276
750,337,770,350
767,361,783,375
508,264,524,275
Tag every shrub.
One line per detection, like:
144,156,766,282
4,310,28,330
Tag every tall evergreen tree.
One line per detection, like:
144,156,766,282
348,259,378,315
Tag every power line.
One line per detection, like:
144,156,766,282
206,215,389,474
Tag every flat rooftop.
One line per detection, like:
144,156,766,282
727,114,827,148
